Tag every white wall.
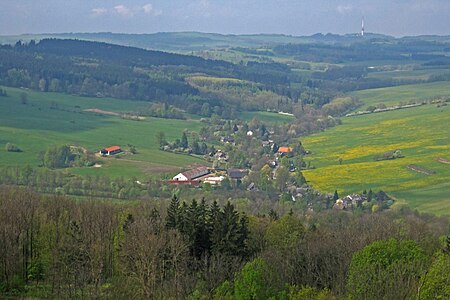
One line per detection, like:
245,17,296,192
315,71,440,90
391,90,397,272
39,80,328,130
173,173,188,181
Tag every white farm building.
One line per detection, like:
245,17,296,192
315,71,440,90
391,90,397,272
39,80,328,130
173,166,209,181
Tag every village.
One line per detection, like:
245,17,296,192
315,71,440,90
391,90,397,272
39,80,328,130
97,116,393,213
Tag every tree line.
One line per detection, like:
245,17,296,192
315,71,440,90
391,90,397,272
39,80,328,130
0,187,448,299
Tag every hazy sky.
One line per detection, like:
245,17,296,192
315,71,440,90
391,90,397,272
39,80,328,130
1,0,450,36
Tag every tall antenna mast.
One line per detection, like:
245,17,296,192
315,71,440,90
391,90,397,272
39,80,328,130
361,17,365,37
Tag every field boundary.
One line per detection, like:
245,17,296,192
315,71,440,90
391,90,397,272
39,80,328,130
436,157,450,165
407,164,436,175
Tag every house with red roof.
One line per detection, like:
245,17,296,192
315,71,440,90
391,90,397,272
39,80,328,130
278,147,293,154
100,146,122,156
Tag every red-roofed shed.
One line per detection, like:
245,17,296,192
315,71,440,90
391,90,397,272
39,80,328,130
278,147,293,154
100,146,122,156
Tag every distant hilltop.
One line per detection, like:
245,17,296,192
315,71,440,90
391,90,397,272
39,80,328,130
1,31,449,52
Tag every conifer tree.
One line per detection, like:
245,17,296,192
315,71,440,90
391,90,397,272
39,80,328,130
166,195,180,229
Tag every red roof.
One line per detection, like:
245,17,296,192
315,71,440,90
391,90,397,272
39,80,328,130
104,146,121,152
278,147,292,153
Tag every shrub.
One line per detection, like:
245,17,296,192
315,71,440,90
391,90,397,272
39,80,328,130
5,143,22,152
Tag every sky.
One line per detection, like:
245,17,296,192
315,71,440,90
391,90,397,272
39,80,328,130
1,0,450,37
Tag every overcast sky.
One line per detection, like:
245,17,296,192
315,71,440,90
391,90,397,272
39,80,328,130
1,0,450,37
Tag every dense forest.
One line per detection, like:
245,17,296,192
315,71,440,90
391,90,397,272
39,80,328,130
0,39,297,117
0,187,448,299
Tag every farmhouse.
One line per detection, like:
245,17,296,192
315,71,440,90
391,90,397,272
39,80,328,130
227,169,248,181
100,146,122,156
173,166,210,181
278,147,293,154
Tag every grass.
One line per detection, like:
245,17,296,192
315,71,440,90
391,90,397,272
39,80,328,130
0,87,205,179
368,68,450,81
302,104,450,216
239,111,295,124
351,81,450,110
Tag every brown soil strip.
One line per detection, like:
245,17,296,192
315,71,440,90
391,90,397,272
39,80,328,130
84,108,145,120
84,108,120,116
407,164,436,175
437,157,450,164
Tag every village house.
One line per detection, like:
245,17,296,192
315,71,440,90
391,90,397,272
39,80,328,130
333,199,348,210
214,150,228,161
333,194,366,210
278,146,293,155
172,166,210,181
227,169,248,182
221,136,235,144
100,146,122,156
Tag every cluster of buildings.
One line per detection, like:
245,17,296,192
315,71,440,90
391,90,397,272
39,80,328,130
169,166,247,186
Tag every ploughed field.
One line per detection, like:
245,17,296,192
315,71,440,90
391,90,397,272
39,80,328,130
303,84,450,215
0,87,204,179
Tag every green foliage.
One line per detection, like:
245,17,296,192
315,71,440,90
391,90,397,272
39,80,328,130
156,131,167,148
347,239,428,300
181,132,189,149
265,215,304,251
233,258,280,300
419,252,450,300
145,102,185,119
213,280,234,300
288,285,334,300
42,145,73,169
5,143,22,152
0,87,7,96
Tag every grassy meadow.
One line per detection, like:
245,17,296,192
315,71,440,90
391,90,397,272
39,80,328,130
351,81,450,109
302,103,450,215
0,87,204,179
239,111,295,124
367,68,450,82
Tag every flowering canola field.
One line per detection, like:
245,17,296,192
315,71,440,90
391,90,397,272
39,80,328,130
303,104,450,215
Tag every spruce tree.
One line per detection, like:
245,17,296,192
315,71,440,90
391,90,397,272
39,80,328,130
333,190,339,201
166,195,179,229
181,132,188,149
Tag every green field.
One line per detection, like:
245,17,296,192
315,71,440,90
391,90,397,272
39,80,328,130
239,111,295,124
351,81,450,109
368,68,450,81
0,87,204,179
302,104,450,216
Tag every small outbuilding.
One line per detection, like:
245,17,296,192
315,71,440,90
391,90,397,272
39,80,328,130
100,146,122,156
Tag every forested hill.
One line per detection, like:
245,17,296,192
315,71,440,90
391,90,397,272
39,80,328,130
31,38,232,69
0,39,294,116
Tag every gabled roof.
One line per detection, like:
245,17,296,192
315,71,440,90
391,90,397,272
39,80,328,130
278,147,293,153
104,146,121,152
228,169,248,179
181,166,209,180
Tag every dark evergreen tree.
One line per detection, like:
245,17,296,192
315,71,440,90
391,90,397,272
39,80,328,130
333,190,339,201
166,195,180,229
237,213,250,258
181,132,188,149
191,140,200,154
268,209,279,221
211,202,240,257
368,189,373,202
